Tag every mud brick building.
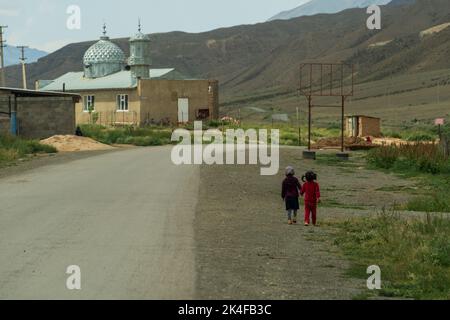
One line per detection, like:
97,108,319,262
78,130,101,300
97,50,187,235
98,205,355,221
0,87,80,139
38,25,219,126
345,115,381,138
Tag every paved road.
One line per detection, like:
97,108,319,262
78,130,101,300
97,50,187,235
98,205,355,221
0,147,199,299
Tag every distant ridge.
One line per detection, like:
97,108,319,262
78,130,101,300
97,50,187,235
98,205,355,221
4,45,48,67
269,0,392,21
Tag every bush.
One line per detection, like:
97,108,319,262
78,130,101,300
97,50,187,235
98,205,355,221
367,143,449,174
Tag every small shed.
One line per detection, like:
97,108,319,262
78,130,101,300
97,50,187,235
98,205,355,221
345,115,381,138
0,87,81,139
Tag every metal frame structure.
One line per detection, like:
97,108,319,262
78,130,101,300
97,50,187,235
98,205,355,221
299,63,354,153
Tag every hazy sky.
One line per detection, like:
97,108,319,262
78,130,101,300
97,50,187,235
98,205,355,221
0,0,309,52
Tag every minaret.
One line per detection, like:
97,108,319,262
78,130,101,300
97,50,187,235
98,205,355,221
128,19,151,79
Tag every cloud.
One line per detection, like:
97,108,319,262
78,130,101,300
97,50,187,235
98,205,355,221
0,9,20,17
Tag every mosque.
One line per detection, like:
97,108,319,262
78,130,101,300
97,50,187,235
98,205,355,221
38,24,219,126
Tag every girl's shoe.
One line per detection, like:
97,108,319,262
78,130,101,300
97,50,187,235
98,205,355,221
304,223,309,227
288,220,293,225
293,220,297,224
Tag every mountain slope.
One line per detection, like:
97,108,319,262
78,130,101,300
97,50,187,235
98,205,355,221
4,45,48,67
3,0,449,103
269,0,392,21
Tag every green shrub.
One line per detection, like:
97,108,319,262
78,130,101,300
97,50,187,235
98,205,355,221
367,143,449,174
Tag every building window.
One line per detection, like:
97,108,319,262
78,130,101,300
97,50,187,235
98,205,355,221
197,109,210,120
83,95,95,112
117,94,129,111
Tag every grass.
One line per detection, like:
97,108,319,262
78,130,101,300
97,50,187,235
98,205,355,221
212,122,339,146
79,124,173,147
0,134,57,167
330,210,450,300
366,142,450,213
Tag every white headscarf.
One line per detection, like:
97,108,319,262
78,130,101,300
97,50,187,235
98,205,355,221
285,166,295,176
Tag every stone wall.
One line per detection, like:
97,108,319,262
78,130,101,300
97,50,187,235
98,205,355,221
0,117,9,135
16,97,76,139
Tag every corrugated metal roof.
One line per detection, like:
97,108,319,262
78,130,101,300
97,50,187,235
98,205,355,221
40,68,181,91
0,87,81,98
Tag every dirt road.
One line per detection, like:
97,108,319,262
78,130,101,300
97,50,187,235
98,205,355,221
0,147,198,299
0,146,415,300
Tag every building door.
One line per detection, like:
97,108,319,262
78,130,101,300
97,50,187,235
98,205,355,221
347,117,358,137
178,98,189,123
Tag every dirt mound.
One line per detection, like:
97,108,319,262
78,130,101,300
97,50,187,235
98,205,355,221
40,135,114,152
312,137,378,150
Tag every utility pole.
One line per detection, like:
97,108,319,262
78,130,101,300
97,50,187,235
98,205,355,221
0,26,8,87
17,46,28,89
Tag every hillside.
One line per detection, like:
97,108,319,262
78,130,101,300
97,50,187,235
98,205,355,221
3,0,450,106
269,0,392,21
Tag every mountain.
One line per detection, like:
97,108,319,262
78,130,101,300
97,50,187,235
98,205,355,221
3,0,449,104
269,0,392,21
3,45,48,67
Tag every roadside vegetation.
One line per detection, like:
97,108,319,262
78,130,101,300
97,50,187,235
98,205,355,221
79,124,173,147
81,122,340,147
207,120,339,146
366,140,450,213
0,134,57,167
330,210,450,300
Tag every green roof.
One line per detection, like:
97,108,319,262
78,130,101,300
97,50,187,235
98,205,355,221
39,68,188,91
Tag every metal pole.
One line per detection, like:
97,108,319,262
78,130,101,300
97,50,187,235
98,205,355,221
308,96,312,151
10,94,17,135
0,26,8,87
296,107,301,146
342,97,345,152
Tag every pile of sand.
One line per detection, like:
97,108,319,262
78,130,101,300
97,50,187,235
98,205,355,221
40,135,114,152
313,137,369,149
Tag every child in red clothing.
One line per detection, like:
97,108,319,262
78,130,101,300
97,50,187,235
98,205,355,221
300,171,321,227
